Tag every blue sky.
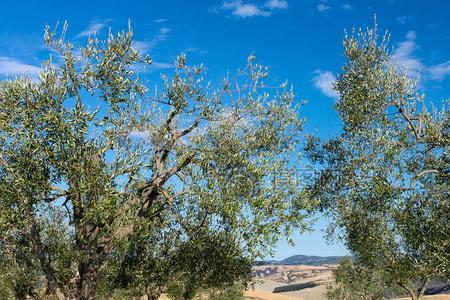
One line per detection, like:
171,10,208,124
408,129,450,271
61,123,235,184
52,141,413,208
1,0,449,260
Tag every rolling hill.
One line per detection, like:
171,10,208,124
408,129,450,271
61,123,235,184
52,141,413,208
256,254,346,266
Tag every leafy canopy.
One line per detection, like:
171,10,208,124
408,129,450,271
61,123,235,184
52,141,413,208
0,22,311,299
306,23,449,300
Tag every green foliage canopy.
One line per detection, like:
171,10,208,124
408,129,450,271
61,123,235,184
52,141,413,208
0,22,311,299
306,24,449,300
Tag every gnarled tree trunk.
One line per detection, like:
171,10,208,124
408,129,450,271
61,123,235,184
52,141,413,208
70,196,103,300
75,257,99,300
28,219,66,300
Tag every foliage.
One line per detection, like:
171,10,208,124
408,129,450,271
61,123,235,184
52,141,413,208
206,283,246,300
326,258,394,300
166,282,246,300
164,230,252,300
0,22,310,299
307,23,449,300
0,238,40,299
98,226,252,300
0,207,73,299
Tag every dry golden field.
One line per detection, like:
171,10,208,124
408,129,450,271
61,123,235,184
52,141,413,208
158,264,449,300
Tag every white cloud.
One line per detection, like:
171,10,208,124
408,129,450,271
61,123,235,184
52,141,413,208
342,3,352,10
133,61,173,74
265,0,288,9
76,19,111,38
428,61,450,81
159,27,171,35
317,3,330,12
233,4,270,17
132,27,171,53
220,0,288,18
406,30,416,40
0,56,41,78
312,32,450,99
393,31,450,81
150,62,173,70
132,40,154,53
153,18,167,23
184,47,209,55
397,16,412,24
222,0,271,17
128,131,150,139
393,30,424,78
313,70,338,99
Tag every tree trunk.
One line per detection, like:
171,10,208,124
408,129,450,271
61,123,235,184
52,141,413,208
29,220,66,300
71,197,102,300
67,248,100,300
76,257,98,300
144,286,164,300
397,277,430,300
397,280,419,300
417,277,430,300
405,288,418,300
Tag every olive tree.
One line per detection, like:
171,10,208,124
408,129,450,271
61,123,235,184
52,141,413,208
327,257,396,300
98,226,252,300
0,236,41,299
306,24,449,300
0,22,311,299
165,230,252,300
0,206,73,299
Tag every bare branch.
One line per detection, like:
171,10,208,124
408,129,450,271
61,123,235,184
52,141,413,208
157,187,173,205
396,104,419,140
409,169,441,188
49,185,67,194
163,152,195,182
156,115,202,174
44,192,68,203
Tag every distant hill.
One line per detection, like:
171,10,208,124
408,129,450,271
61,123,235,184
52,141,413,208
256,254,346,266
280,255,345,265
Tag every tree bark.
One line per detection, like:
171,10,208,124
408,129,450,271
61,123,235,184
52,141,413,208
29,220,66,300
417,277,430,300
76,257,99,300
397,280,418,300
70,195,102,300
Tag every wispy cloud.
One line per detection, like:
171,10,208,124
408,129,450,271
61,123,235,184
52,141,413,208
313,32,450,98
265,0,288,9
150,62,173,70
428,61,450,81
317,3,330,12
219,0,288,18
393,31,424,78
313,70,338,100
0,56,41,78
222,0,271,17
427,22,441,30
153,18,167,23
132,41,154,53
133,61,173,74
342,3,352,10
132,27,171,53
393,31,450,81
184,47,209,55
76,19,112,38
397,16,412,24
128,131,150,139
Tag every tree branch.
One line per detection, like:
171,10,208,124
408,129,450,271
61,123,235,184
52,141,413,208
28,220,66,300
417,277,429,299
409,169,441,188
396,104,419,141
396,280,418,300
